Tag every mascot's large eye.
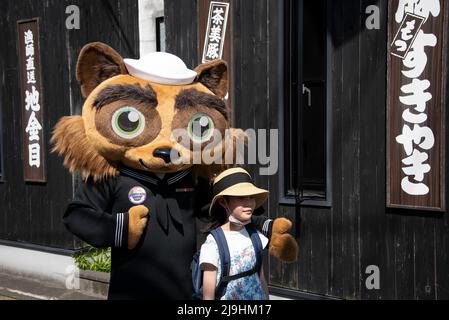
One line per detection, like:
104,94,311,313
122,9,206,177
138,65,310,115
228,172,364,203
187,113,214,143
111,106,145,139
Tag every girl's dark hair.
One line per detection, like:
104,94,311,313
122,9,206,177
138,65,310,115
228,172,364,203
201,196,229,233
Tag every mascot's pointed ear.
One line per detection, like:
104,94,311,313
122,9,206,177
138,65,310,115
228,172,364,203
194,59,228,98
76,42,128,98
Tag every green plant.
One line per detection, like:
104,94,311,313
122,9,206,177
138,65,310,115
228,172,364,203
74,246,111,273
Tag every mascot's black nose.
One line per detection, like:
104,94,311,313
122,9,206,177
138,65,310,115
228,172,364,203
153,148,174,164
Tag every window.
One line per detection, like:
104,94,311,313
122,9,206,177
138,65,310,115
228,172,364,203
156,16,166,52
280,0,331,205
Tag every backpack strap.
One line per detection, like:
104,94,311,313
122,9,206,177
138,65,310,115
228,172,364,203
210,225,264,299
210,227,231,300
245,224,263,274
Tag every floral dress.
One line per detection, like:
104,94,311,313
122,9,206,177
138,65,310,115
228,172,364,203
199,227,268,300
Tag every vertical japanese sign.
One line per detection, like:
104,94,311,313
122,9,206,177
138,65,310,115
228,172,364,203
202,1,230,63
387,0,446,210
17,19,46,182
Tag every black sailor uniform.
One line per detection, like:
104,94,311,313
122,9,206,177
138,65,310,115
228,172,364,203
63,167,273,300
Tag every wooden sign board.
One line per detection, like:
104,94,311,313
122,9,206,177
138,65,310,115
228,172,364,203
17,18,46,183
199,0,233,113
387,1,446,211
201,1,230,63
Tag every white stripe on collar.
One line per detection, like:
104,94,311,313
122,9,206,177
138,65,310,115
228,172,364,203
120,168,159,185
120,167,191,185
167,169,191,184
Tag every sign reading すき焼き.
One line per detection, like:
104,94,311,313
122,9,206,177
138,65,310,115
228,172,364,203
17,19,46,182
387,0,446,210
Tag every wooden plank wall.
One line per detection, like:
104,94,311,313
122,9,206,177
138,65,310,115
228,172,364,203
0,0,139,250
165,0,199,68
166,0,449,299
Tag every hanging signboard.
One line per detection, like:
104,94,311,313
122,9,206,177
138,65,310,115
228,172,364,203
17,18,46,183
201,1,230,63
387,0,446,211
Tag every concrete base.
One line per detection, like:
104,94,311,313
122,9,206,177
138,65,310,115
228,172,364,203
0,244,108,299
79,270,110,298
0,244,75,288
0,271,104,300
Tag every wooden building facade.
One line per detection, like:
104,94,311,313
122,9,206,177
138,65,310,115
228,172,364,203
165,0,449,299
0,0,139,252
1,0,448,300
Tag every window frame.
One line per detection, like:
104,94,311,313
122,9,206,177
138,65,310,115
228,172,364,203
278,0,333,207
0,94,3,182
156,16,166,52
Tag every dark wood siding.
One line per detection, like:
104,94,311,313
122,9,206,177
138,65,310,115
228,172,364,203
0,0,139,250
165,0,199,68
166,0,449,299
359,0,390,299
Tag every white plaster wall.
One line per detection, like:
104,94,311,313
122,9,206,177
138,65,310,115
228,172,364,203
139,0,165,56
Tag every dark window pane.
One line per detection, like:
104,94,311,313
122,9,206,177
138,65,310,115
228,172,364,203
284,0,327,199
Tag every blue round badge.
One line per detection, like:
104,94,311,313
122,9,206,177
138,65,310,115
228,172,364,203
128,186,147,204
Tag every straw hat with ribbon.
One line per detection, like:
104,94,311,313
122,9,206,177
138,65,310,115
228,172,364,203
209,167,269,216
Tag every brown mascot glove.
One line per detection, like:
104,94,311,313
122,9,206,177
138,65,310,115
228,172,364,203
128,205,149,250
269,217,298,263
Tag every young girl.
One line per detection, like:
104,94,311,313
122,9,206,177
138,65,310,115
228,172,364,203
199,167,270,300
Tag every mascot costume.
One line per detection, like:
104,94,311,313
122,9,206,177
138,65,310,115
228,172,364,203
51,42,298,299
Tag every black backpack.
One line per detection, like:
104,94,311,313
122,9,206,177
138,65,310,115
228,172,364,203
191,224,263,300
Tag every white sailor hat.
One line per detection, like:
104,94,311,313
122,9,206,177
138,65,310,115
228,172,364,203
123,52,197,85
